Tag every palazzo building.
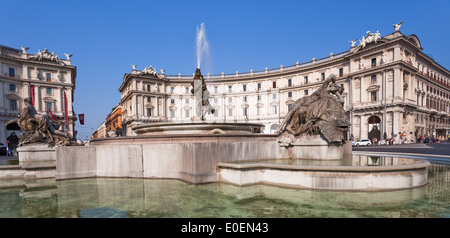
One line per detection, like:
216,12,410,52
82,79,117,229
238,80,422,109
117,24,450,143
0,44,77,145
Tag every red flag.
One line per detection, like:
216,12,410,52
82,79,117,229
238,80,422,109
79,113,85,125
48,109,57,121
64,91,68,125
30,85,35,105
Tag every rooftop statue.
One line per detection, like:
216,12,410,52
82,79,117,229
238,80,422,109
393,20,403,31
359,30,382,48
20,46,29,54
6,97,75,147
191,68,215,121
277,74,350,146
31,48,63,64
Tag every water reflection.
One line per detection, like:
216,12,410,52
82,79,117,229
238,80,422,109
0,164,449,218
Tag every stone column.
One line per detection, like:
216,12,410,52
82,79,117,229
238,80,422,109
35,85,41,112
141,95,145,118
157,97,160,117
392,111,401,143
131,95,137,118
0,81,4,108
57,87,63,114
66,87,73,115
360,115,369,140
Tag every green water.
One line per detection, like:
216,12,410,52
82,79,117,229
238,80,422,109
0,164,449,218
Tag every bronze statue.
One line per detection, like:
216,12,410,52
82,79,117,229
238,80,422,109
6,97,74,147
277,74,349,146
191,68,215,120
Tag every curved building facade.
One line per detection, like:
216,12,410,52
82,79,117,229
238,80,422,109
118,28,450,144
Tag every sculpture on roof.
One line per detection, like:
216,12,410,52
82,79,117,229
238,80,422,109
6,97,75,147
393,20,403,31
358,31,382,48
277,74,349,147
191,68,215,120
31,48,63,64
64,53,72,60
20,46,29,54
349,39,357,47
139,65,165,78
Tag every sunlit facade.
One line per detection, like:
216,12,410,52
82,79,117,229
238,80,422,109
118,28,450,143
0,44,77,145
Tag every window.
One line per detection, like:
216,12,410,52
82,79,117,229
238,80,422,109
339,68,344,77
228,109,233,117
371,91,377,102
146,108,152,117
45,102,54,111
228,97,232,103
214,97,218,104
243,96,247,102
185,99,189,104
214,108,219,117
185,110,190,118
304,76,308,84
272,105,278,114
273,81,277,88
147,96,151,102
46,73,51,81
170,87,174,94
243,84,247,92
10,100,18,111
288,92,292,98
171,109,175,118
214,86,218,94
257,83,261,91
288,104,293,111
147,85,151,92
273,94,277,100
243,108,248,116
288,79,292,87
185,87,189,94
371,75,377,83
257,95,261,101
9,84,16,91
304,90,309,96
228,85,232,93
371,58,376,67
321,73,325,81
170,99,175,104
46,87,53,95
8,68,15,77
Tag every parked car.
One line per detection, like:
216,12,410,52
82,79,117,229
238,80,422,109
0,147,6,155
352,139,372,146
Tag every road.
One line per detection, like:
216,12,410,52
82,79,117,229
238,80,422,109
352,140,450,164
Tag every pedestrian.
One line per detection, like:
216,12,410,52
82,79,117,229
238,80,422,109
436,137,439,143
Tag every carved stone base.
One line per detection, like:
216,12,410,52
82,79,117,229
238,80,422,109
17,143,56,165
279,134,345,160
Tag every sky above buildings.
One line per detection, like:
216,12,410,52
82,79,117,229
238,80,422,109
1,0,449,140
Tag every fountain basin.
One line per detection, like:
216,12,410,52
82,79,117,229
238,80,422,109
217,156,430,191
132,122,264,135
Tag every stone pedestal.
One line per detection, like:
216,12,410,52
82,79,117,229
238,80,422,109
17,143,56,165
279,135,345,160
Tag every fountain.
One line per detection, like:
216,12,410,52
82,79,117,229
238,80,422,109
0,24,430,192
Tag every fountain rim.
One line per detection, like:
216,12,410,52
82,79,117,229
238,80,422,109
218,158,431,173
131,121,265,135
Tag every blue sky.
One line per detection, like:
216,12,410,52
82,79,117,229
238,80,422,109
1,0,449,140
